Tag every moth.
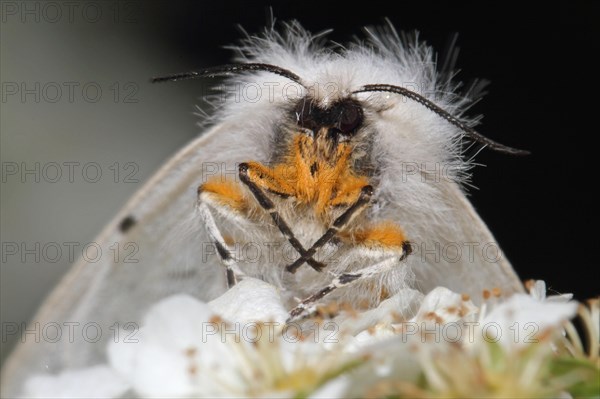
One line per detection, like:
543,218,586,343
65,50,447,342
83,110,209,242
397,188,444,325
2,21,526,394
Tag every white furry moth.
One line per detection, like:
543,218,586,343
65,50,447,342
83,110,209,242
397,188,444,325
2,21,526,395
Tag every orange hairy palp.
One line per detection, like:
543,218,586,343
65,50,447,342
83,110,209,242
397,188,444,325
201,131,406,248
200,180,247,212
344,223,407,249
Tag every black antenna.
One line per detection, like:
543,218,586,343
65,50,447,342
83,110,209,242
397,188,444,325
151,63,306,88
353,84,529,155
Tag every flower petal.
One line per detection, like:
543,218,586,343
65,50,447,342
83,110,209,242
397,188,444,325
209,277,288,324
412,287,478,324
339,288,423,336
482,293,578,349
528,280,573,303
142,294,216,348
108,294,236,397
23,365,130,399
309,375,350,398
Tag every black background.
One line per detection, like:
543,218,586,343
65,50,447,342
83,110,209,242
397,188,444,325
146,1,597,300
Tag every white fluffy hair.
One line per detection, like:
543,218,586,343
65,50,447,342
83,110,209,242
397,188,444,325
194,20,506,305
206,20,484,185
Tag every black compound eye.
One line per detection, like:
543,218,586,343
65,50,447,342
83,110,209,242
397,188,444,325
294,99,318,130
336,101,363,134
293,98,363,136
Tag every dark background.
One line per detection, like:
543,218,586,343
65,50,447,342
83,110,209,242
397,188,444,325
148,1,598,300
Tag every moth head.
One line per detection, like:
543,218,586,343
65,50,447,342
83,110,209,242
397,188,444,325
151,62,528,155
294,97,364,141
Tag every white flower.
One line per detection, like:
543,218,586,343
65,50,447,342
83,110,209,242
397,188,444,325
108,294,233,397
22,365,129,399
526,279,573,303
356,285,587,399
337,287,423,338
107,278,357,398
410,286,478,325
344,287,477,353
20,276,592,398
481,293,578,350
208,278,289,324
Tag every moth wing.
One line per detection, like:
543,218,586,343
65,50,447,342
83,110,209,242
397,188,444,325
378,175,524,303
1,120,265,396
418,179,523,297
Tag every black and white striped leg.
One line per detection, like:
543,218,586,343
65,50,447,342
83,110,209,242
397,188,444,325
197,201,245,288
238,163,325,272
286,185,373,273
288,255,400,321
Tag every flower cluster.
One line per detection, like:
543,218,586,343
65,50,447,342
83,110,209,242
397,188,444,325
23,278,599,398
